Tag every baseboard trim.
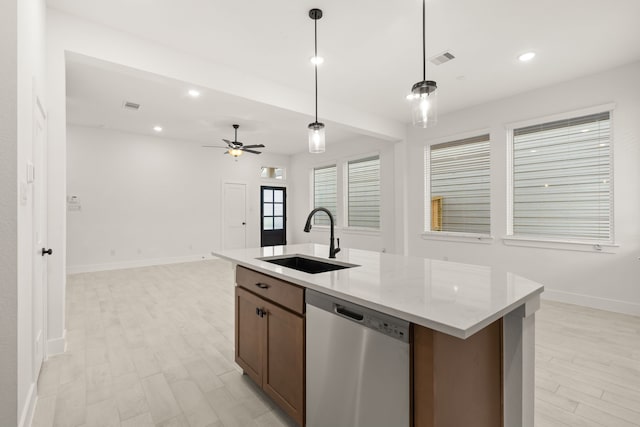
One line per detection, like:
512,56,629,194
18,382,36,427
542,289,640,316
67,254,219,274
47,329,66,356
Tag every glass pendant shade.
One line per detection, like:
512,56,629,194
411,80,438,128
308,122,326,153
228,148,243,157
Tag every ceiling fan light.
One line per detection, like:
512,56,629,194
411,80,438,128
310,56,324,65
229,148,244,157
308,122,325,154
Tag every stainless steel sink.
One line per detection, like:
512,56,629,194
259,255,358,274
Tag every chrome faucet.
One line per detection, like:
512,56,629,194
303,207,340,258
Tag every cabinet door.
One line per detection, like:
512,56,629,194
235,287,265,386
263,300,305,426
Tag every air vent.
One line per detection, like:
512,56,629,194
429,51,455,66
123,101,140,111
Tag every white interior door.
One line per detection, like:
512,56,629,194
32,96,47,378
223,182,247,249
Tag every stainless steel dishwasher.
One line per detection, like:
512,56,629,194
306,289,410,427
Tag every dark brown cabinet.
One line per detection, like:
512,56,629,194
235,267,305,426
412,319,503,427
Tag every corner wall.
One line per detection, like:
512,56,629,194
0,0,19,424
1,0,46,425
406,61,640,315
66,125,290,272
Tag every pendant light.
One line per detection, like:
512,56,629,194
308,8,325,153
409,0,438,128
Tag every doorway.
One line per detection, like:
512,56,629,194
223,182,247,250
261,186,286,247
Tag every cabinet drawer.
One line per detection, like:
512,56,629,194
236,266,304,315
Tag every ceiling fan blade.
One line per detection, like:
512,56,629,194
242,149,262,154
242,144,265,149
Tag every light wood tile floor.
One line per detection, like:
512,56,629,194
31,260,640,427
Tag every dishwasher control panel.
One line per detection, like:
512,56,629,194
306,289,410,343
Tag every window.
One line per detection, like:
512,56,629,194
347,156,380,229
262,187,285,231
426,135,491,234
511,111,612,241
261,166,285,180
313,165,337,226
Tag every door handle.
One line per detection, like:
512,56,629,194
335,305,364,322
41,248,52,256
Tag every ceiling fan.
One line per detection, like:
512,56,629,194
202,124,265,157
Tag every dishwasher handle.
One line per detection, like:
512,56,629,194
334,304,364,322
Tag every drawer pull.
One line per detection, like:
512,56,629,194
255,283,270,289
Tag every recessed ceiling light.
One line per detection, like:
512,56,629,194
310,56,324,65
153,126,163,132
518,52,536,62
188,89,201,98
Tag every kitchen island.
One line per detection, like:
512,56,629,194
214,243,543,427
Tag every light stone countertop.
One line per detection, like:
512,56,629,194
213,243,544,339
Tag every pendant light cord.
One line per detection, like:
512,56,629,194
422,0,426,81
314,16,319,123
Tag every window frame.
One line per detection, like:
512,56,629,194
504,103,617,252
422,130,494,244
343,152,382,233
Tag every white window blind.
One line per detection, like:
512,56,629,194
427,135,491,234
313,165,337,226
512,111,612,241
347,156,380,229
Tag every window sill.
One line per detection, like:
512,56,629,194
502,236,619,253
421,232,494,244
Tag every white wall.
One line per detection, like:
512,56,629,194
66,125,290,272
405,61,640,315
288,137,397,254
0,1,19,424
1,0,46,425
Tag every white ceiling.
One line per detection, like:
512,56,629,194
66,54,368,154
57,0,640,147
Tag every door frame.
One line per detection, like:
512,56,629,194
260,185,287,247
32,91,48,372
221,181,247,250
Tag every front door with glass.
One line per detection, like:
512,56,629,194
261,186,286,247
